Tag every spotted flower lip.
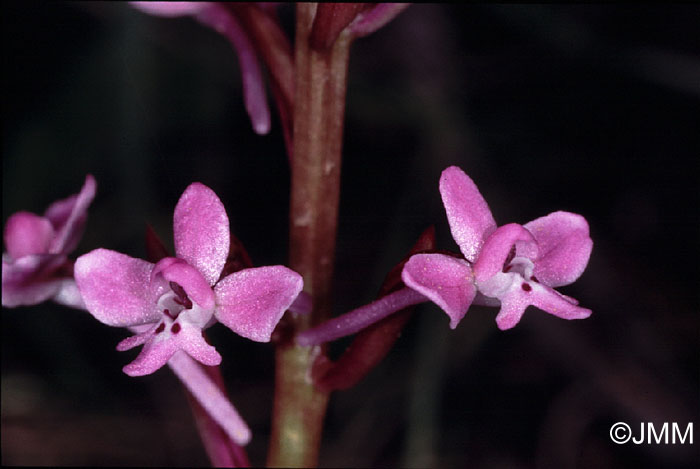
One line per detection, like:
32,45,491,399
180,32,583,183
75,182,303,376
402,166,593,330
2,175,96,308
129,2,271,135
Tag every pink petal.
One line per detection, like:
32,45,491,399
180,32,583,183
1,254,67,307
44,195,76,228
1,278,63,308
524,211,593,287
473,223,538,282
349,3,410,38
151,257,215,310
123,335,179,377
196,4,271,134
116,324,159,351
4,212,55,259
530,286,591,320
75,249,159,327
179,325,222,366
1,253,65,285
495,281,592,330
129,1,206,17
214,266,303,342
493,296,528,331
173,183,230,286
46,174,97,254
401,253,477,329
439,166,497,262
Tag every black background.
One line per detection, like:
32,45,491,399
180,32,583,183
3,3,699,467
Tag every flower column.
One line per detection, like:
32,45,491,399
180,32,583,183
267,3,351,467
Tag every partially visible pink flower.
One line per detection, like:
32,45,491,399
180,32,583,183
75,182,303,377
310,3,410,51
348,3,410,38
130,2,271,135
402,166,593,330
2,175,96,308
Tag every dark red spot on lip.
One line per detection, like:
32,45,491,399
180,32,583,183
163,309,177,320
171,323,181,334
521,283,532,292
530,275,539,283
155,323,165,333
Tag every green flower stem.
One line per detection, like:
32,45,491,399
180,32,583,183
267,3,352,467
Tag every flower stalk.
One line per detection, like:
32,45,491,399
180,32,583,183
267,3,352,466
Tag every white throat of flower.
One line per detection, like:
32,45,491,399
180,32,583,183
478,256,536,299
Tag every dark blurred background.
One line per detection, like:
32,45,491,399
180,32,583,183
2,3,698,467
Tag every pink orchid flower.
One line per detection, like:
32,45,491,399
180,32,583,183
297,166,592,347
75,182,303,377
402,166,593,330
129,1,271,135
2,175,96,308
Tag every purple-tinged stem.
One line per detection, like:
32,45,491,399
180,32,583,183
297,287,427,346
311,225,436,392
267,3,351,467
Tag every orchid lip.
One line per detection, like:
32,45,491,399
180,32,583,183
478,256,536,299
156,283,211,329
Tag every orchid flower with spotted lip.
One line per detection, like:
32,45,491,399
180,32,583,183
2,175,96,309
75,182,303,377
296,166,593,347
402,165,593,330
